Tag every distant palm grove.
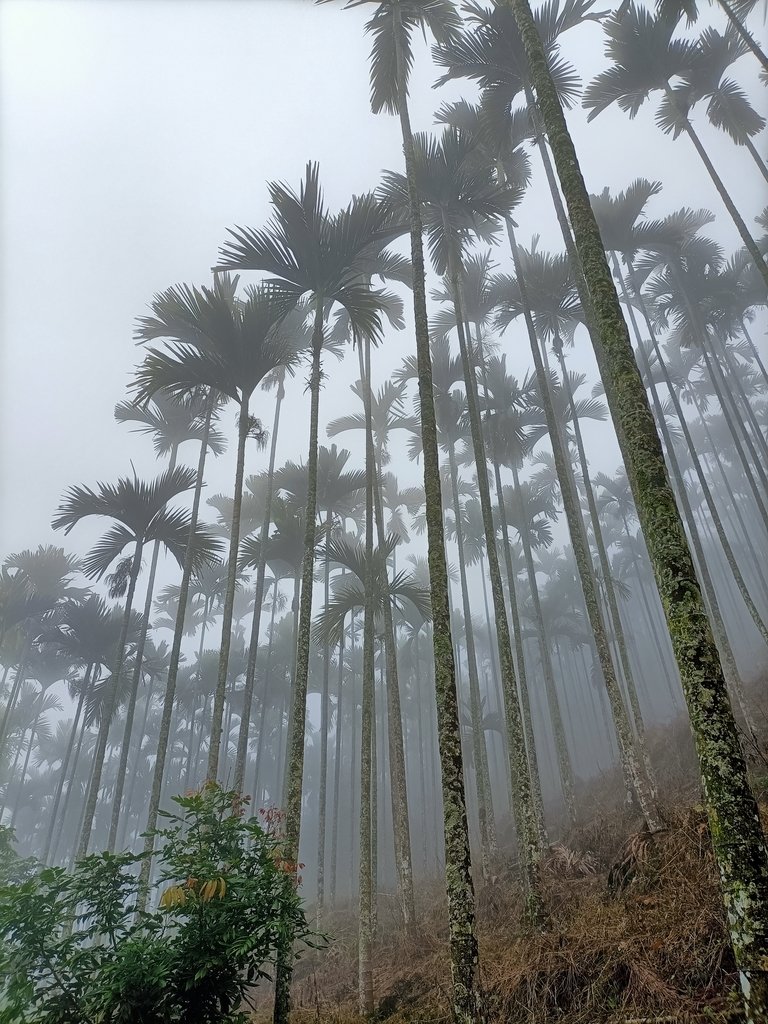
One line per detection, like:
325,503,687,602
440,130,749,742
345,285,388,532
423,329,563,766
1,0,767,1022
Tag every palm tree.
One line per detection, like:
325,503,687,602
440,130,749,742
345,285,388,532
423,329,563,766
0,546,86,755
590,182,768,648
135,274,297,782
215,163,401,1022
501,0,768,1011
380,125,543,911
583,5,768,288
330,365,420,930
682,27,768,183
323,2,482,1012
51,465,217,857
494,241,660,805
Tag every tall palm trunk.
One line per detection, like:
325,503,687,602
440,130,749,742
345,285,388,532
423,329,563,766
208,398,250,779
51,674,97,864
663,88,768,288
0,636,32,754
42,663,92,863
361,342,417,933
234,376,285,792
118,673,156,851
476,330,546,836
446,235,541,913
508,0,768,1010
447,445,496,880
139,396,214,899
615,265,758,736
273,300,324,1024
505,218,660,832
620,265,768,644
510,458,575,819
391,10,479,1019
77,538,143,859
316,508,333,920
251,579,280,804
358,334,376,1018
715,0,768,71
108,445,178,852
554,341,658,796
330,622,345,910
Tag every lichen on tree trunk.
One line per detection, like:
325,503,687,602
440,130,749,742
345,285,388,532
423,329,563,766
505,0,768,1014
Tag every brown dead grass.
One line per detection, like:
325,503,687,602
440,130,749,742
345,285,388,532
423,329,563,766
251,693,768,1023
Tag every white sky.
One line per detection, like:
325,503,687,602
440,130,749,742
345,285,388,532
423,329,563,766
0,0,766,587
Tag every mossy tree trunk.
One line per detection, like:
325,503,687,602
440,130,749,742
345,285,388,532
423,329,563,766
358,336,376,1018
446,235,542,916
506,218,661,832
447,443,496,881
554,341,658,798
362,342,417,935
507,0,768,1011
392,12,481,1020
273,300,325,1024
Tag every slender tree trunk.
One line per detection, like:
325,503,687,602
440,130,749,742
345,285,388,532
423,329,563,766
447,446,495,881
77,540,143,859
511,460,576,822
506,218,660,831
624,275,768,645
316,508,333,921
664,88,768,289
615,256,759,733
107,529,169,852
742,136,768,184
118,673,155,851
208,398,251,779
234,377,284,792
364,344,417,934
555,341,658,796
251,580,280,804
715,0,768,71
447,236,541,914
507,3,768,1010
0,636,32,754
391,13,480,1021
330,622,344,910
273,302,324,1024
51,674,96,864
358,334,376,1018
139,395,213,899
42,663,92,863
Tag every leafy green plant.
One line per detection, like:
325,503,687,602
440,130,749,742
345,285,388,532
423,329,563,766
0,784,312,1024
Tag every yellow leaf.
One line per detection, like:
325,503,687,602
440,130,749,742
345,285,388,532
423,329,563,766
160,885,186,908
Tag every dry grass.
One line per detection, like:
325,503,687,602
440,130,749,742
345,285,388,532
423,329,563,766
254,806,740,1024
251,693,768,1023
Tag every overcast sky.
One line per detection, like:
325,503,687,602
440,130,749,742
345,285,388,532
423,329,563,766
1,0,765,587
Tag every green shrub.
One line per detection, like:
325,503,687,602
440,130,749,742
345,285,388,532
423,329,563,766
0,784,312,1024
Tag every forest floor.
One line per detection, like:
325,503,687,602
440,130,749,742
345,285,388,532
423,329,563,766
255,695,768,1023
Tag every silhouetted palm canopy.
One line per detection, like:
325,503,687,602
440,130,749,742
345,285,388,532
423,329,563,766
330,0,461,115
378,127,522,274
133,274,299,407
312,533,431,646
114,390,226,457
51,467,220,579
215,162,403,345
